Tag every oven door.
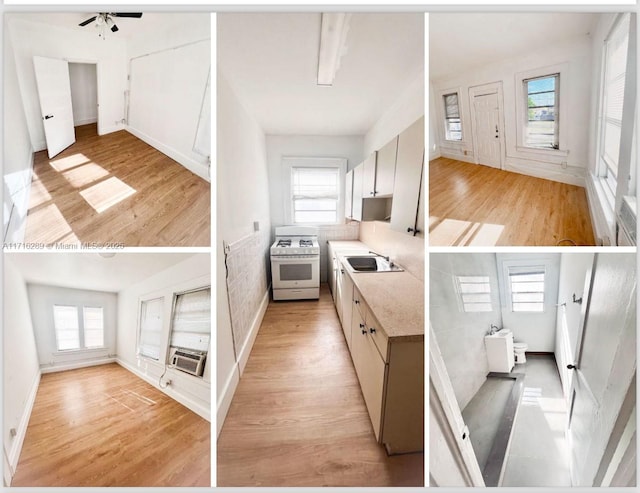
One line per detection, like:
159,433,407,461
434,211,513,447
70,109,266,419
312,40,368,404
271,255,319,289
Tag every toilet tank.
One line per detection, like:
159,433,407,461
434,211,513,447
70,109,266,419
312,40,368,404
484,330,515,373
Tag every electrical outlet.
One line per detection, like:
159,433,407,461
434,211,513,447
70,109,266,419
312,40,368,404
254,221,260,232
166,380,172,386
223,240,231,254
10,428,17,437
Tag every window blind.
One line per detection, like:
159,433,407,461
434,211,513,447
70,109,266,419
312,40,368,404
291,167,340,224
443,93,462,141
601,14,630,184
139,298,163,360
53,305,80,351
456,276,492,312
509,268,545,312
83,306,104,348
170,287,211,352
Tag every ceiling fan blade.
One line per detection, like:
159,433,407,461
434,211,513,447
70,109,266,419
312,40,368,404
110,23,119,33
111,13,143,18
79,16,97,27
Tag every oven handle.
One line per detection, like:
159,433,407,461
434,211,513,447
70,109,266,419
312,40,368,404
271,255,318,262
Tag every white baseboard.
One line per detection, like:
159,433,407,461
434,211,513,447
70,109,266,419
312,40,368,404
440,150,475,164
216,287,270,437
6,370,41,483
74,117,98,126
505,159,585,187
125,126,210,182
98,124,122,135
429,150,441,161
33,140,46,152
40,357,116,374
116,358,210,422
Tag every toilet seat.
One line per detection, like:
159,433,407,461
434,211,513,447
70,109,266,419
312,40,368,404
514,342,528,350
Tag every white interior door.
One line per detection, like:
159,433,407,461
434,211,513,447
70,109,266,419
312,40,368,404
33,56,76,158
567,253,636,486
473,92,502,169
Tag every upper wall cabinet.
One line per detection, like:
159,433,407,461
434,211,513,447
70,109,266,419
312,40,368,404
352,164,364,222
345,169,354,220
375,137,398,197
362,152,377,198
390,117,425,236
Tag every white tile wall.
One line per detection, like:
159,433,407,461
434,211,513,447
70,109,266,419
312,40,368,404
224,229,270,356
317,222,360,282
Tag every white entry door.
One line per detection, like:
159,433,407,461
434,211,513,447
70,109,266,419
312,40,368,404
472,90,502,169
567,253,636,486
33,56,76,158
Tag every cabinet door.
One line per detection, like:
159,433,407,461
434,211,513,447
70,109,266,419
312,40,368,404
390,117,425,235
341,271,354,350
375,136,398,197
335,265,344,324
352,163,364,221
328,245,336,299
362,152,377,198
351,315,386,441
344,169,354,220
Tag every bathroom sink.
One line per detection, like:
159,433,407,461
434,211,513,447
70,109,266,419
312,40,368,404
486,329,512,338
485,330,514,372
346,256,404,273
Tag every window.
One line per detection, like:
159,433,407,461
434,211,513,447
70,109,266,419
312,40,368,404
53,305,80,351
443,92,462,141
170,287,211,353
291,167,340,224
53,304,105,351
599,14,631,197
509,267,545,312
524,74,559,149
456,276,492,312
83,307,104,348
138,297,164,360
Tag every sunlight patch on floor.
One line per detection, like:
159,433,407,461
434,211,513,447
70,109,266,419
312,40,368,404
49,153,90,172
24,203,72,243
429,216,505,246
79,177,136,213
62,163,110,188
28,179,53,209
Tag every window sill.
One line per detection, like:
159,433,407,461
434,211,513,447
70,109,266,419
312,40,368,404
53,347,108,355
516,146,569,158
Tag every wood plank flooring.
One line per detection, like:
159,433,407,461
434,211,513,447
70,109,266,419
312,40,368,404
429,157,595,246
24,124,210,246
11,364,210,487
217,284,424,487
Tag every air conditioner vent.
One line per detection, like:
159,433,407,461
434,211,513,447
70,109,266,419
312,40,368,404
169,347,206,377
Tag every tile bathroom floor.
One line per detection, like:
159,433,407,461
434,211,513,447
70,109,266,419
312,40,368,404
503,354,571,486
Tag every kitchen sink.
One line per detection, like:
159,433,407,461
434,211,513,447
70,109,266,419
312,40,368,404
346,256,404,272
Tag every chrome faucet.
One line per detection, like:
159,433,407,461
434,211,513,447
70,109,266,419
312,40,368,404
368,250,390,262
488,324,501,335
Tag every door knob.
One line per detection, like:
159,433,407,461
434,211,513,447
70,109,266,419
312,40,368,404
567,364,577,370
43,115,54,120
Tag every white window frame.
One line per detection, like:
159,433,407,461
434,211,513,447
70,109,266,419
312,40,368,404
53,304,106,352
169,286,211,355
443,91,463,142
596,13,634,209
137,296,165,361
515,63,569,157
436,86,467,146
507,266,546,313
522,73,560,150
282,157,347,225
454,275,493,313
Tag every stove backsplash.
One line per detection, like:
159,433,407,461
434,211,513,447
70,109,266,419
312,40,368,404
318,222,360,282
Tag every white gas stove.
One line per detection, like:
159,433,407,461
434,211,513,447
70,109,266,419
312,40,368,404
270,226,320,300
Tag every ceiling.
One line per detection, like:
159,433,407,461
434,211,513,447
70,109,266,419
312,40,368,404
218,13,424,136
8,253,200,292
430,13,599,81
7,12,204,39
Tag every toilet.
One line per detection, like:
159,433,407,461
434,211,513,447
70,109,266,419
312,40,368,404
514,342,528,364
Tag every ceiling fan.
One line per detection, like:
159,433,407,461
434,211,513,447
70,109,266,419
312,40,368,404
78,12,143,35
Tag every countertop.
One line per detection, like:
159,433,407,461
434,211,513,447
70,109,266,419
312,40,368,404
328,240,424,342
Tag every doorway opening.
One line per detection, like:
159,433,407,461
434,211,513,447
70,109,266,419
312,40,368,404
68,62,99,135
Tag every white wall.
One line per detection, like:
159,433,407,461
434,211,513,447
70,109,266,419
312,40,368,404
126,15,211,181
69,63,97,126
217,72,272,433
428,84,440,160
7,17,128,149
117,254,211,421
3,257,41,484
431,33,593,186
26,284,117,371
430,253,501,410
3,24,33,244
266,135,364,229
496,252,560,352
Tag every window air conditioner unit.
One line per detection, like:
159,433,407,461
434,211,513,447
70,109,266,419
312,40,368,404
617,196,637,246
169,347,206,377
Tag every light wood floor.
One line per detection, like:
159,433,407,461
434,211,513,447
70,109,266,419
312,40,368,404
217,284,424,487
429,157,595,246
11,364,210,487
24,124,210,246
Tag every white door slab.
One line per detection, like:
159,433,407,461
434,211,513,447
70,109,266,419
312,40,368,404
33,56,76,158
473,92,502,168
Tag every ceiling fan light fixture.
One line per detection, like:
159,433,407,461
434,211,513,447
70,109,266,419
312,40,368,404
317,13,351,87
